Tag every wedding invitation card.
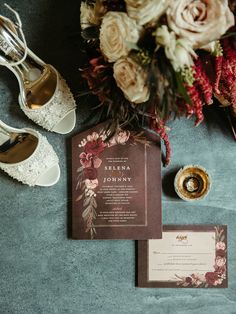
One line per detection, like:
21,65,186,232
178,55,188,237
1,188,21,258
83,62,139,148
137,225,227,288
71,122,162,240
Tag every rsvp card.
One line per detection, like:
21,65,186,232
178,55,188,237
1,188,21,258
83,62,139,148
137,225,227,288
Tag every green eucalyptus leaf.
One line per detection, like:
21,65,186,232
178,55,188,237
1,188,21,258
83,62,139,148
175,71,192,105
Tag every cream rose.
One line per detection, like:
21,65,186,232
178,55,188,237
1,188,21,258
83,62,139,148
216,241,226,251
125,0,169,26
100,12,140,62
107,130,130,147
80,2,95,30
215,256,226,267
115,130,130,144
155,25,197,70
113,57,150,104
85,179,98,190
167,0,234,48
80,1,107,30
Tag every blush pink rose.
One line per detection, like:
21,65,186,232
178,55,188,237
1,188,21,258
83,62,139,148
185,277,192,284
85,179,98,190
167,0,234,48
80,152,102,169
80,152,93,168
213,278,223,286
100,12,140,62
107,137,117,147
215,256,226,267
115,130,130,144
216,241,226,251
93,156,102,168
113,57,150,104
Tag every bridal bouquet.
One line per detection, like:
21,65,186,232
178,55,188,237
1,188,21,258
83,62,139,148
80,0,236,165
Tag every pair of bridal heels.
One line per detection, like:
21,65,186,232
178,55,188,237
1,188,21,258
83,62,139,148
0,5,76,186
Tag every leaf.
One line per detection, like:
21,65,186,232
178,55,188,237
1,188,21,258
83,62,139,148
82,205,92,219
83,196,91,207
76,179,85,191
220,234,225,242
77,166,84,173
221,32,236,39
76,181,81,191
91,197,97,208
219,228,224,238
81,183,86,191
90,229,94,240
77,173,83,181
92,208,97,217
175,71,192,105
93,200,98,209
76,194,83,202
175,274,184,280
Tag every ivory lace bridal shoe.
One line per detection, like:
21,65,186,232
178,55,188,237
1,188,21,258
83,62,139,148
0,120,60,186
0,4,76,134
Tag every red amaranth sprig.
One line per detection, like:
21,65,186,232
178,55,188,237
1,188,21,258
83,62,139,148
221,58,235,87
214,55,223,94
220,39,236,110
220,58,236,109
193,60,213,106
230,81,236,110
176,98,194,118
222,38,236,75
186,84,204,126
149,117,171,166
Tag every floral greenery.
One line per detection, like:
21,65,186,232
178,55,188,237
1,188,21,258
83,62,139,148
79,0,236,165
76,127,149,239
175,226,227,288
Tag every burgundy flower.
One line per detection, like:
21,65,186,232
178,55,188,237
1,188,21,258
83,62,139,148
84,138,106,156
216,249,226,257
185,277,192,284
84,167,98,180
205,272,219,286
80,152,93,168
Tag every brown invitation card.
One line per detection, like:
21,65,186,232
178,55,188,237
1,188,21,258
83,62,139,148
71,122,162,240
137,225,227,288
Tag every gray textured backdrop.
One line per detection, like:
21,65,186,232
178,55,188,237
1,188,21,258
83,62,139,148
0,1,236,313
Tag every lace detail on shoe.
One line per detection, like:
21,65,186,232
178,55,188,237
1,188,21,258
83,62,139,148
19,72,76,131
0,133,59,186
